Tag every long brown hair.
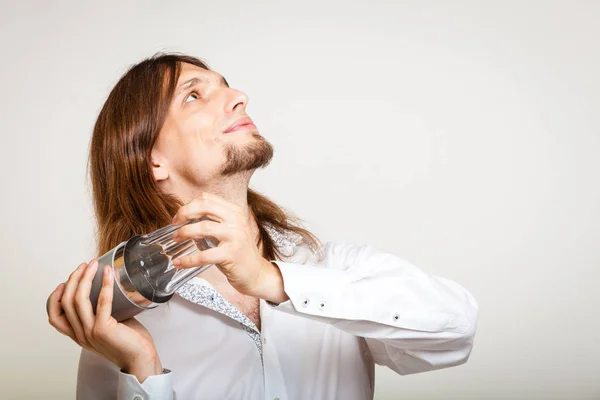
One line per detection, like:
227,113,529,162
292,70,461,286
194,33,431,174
88,52,322,261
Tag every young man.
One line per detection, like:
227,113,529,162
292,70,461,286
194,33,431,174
48,53,479,400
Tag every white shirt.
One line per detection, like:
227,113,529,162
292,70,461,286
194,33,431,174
76,228,479,400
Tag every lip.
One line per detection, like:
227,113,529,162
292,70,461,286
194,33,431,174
224,116,256,134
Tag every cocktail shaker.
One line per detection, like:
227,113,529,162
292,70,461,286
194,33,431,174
46,217,218,322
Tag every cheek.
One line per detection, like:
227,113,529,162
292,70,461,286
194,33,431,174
173,116,218,151
174,127,226,168
186,108,219,136
164,109,227,168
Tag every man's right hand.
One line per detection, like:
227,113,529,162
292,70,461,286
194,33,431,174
48,259,163,383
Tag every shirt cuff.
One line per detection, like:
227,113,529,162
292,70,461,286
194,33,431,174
117,368,173,400
268,260,347,317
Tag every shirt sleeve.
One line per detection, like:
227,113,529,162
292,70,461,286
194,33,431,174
268,241,479,375
117,369,173,400
76,348,174,400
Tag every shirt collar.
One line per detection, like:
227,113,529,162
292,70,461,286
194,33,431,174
262,223,304,257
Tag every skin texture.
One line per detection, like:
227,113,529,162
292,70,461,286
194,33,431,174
48,63,289,383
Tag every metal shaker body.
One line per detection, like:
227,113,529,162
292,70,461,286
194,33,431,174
47,217,216,322
89,240,165,322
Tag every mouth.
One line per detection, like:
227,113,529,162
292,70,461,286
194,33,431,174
224,116,257,134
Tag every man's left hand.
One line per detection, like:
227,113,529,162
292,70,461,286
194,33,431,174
171,192,288,304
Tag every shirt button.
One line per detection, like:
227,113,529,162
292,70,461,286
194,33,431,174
302,298,310,307
134,396,143,400
319,301,326,310
393,313,400,321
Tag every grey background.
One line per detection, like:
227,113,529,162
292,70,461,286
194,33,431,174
0,1,598,399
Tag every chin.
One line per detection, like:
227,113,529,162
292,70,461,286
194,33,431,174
220,137,274,176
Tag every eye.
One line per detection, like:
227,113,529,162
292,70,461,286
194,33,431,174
185,90,201,103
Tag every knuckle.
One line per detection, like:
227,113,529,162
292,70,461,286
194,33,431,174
97,292,110,306
201,220,212,231
61,292,72,304
101,272,113,288
74,291,86,307
73,296,82,309
184,255,198,267
179,225,190,237
188,255,199,266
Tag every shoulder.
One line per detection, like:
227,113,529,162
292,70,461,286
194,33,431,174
296,240,419,274
292,239,386,267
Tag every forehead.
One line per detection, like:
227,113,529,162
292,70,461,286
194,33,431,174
177,62,223,83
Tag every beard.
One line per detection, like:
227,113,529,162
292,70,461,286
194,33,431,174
220,133,274,176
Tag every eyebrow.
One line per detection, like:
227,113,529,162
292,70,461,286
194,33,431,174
175,75,229,96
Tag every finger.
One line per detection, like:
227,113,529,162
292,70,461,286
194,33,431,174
173,219,232,243
172,195,243,226
74,259,99,335
48,283,76,340
95,265,114,323
61,263,90,345
173,246,227,269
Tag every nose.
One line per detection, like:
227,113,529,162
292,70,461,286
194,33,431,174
224,88,249,114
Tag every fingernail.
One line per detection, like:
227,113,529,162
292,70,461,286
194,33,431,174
90,259,98,268
173,258,181,266
56,283,63,291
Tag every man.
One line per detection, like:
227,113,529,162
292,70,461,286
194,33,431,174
47,53,479,400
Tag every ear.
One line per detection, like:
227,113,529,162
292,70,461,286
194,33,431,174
151,151,169,182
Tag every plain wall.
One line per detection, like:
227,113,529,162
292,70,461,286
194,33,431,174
1,1,598,399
